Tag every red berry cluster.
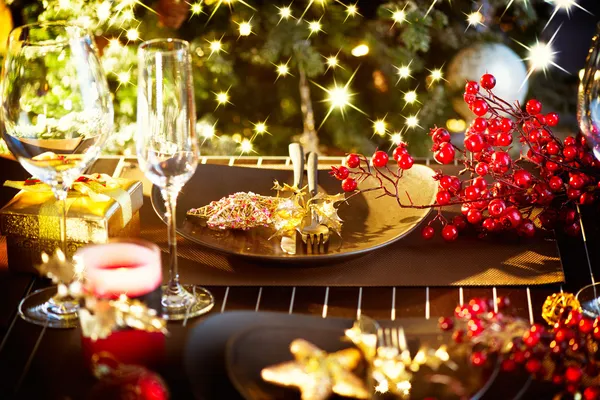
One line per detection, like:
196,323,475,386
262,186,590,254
331,73,600,241
441,298,600,399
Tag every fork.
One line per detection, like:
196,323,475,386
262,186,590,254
300,152,330,249
377,326,410,362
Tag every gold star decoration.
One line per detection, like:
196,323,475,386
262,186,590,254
79,295,168,341
37,249,83,286
261,339,369,400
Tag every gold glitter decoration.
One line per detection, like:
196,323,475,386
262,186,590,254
261,339,369,400
187,181,345,237
542,292,581,326
79,294,168,341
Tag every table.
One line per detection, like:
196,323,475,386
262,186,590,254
0,155,598,399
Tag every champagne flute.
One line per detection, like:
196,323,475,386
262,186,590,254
0,22,113,328
136,38,214,320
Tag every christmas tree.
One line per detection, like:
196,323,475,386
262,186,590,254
0,0,588,157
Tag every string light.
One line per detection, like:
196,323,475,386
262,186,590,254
324,52,341,72
394,61,413,83
237,19,253,37
390,132,403,145
390,6,408,27
544,0,591,31
274,60,292,80
276,4,294,23
351,44,369,57
403,90,418,106
404,114,421,129
307,19,324,37
126,27,139,41
252,120,270,136
117,71,131,85
190,2,204,16
373,118,387,136
465,7,485,31
239,138,254,154
313,68,366,128
214,89,232,109
343,3,361,21
514,26,568,90
427,68,445,87
207,38,226,57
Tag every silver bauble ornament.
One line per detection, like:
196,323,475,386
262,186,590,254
447,43,528,121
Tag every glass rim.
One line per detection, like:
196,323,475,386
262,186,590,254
8,20,88,45
138,38,190,54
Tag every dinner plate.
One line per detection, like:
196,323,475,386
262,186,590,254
151,163,437,262
184,312,535,400
226,323,497,400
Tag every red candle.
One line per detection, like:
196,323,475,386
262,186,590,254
77,239,165,371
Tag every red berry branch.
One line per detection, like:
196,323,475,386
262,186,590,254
331,73,600,241
440,296,600,399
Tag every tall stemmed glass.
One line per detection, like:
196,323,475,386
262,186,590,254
576,22,600,317
0,22,113,328
137,39,214,321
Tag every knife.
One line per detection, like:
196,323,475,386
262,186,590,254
280,143,304,255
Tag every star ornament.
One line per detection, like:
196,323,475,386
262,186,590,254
261,339,369,400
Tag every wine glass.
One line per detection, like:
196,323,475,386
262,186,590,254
0,22,113,328
576,22,600,315
136,38,214,321
579,22,600,161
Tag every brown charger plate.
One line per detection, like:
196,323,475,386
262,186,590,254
151,163,437,262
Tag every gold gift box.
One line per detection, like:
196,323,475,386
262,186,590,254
0,180,143,273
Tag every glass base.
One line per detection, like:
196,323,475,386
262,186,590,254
161,284,214,321
577,283,600,318
18,287,79,329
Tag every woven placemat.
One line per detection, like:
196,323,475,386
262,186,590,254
137,186,563,287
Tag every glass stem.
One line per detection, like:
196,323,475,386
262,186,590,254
52,185,69,256
163,189,181,294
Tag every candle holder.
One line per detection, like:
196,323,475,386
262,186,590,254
76,239,166,371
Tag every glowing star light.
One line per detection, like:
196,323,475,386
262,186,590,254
237,19,253,37
274,60,293,81
276,4,294,23
190,2,204,16
252,120,270,137
544,0,592,31
465,7,485,31
390,132,403,145
207,38,226,57
313,68,366,128
214,89,232,109
427,68,446,87
402,90,419,106
239,138,254,154
394,61,413,84
343,3,361,21
404,113,421,130
126,28,140,41
323,51,342,72
390,6,408,27
514,26,568,90
373,118,387,136
307,19,323,37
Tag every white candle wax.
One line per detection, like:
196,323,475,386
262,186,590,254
77,242,162,298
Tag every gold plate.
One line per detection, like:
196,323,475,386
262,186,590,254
151,163,438,262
